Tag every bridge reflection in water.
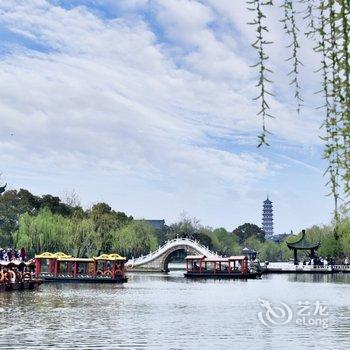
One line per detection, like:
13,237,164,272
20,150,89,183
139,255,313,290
125,238,220,272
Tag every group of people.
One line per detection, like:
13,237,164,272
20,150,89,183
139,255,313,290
0,247,27,262
302,256,335,266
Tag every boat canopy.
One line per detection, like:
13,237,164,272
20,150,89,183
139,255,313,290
229,256,248,261
35,252,126,261
204,257,229,263
0,260,35,267
57,257,94,262
184,255,247,262
185,255,206,260
93,253,126,261
35,252,72,259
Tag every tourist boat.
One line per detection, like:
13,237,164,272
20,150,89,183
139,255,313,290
0,260,43,292
35,252,128,283
184,255,262,279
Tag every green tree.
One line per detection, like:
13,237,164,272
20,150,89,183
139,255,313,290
113,220,158,258
167,216,213,248
39,194,72,216
88,202,133,254
0,190,20,246
13,208,73,255
210,227,240,256
167,216,200,240
336,218,350,257
70,218,100,257
233,223,265,244
0,188,79,246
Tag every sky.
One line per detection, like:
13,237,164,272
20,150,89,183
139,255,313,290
0,0,334,234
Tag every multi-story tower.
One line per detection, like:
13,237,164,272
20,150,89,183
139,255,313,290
262,196,274,238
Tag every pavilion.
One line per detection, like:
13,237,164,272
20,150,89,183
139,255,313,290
287,229,320,265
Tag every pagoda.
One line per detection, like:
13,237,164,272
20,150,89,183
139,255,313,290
262,195,274,238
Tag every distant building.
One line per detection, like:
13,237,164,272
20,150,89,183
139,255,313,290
242,247,257,260
262,196,274,238
271,233,289,244
135,219,167,231
135,219,168,244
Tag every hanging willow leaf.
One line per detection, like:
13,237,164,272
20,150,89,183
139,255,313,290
281,0,304,113
246,0,274,147
245,0,350,228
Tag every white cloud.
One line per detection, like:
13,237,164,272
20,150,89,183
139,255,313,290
0,1,269,182
0,0,331,232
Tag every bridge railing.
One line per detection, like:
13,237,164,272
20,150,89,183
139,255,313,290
126,237,219,266
332,265,350,270
266,263,333,271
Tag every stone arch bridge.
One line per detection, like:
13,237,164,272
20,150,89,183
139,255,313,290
125,237,219,272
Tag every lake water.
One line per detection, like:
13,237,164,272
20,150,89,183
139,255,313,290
1,269,350,349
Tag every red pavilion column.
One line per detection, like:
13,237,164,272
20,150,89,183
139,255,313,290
112,261,116,279
54,260,59,277
93,260,97,278
73,262,78,277
48,259,53,273
35,258,41,277
122,262,125,277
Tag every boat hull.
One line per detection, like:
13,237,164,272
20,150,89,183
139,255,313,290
42,276,128,284
0,279,43,292
184,272,261,279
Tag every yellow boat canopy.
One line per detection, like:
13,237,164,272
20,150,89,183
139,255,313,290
35,252,126,261
35,252,72,259
57,257,94,262
93,253,126,261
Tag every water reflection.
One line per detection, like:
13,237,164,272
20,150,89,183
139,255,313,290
285,272,350,284
0,272,350,349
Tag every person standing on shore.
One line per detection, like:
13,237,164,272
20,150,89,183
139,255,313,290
20,247,26,262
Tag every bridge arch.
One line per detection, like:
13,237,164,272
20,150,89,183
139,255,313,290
126,238,219,272
160,245,198,272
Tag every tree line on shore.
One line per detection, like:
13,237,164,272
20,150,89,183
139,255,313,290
1,188,350,262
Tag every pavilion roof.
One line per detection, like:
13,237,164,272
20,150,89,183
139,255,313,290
242,247,256,254
286,230,320,250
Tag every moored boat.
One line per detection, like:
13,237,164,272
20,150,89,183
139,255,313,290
0,260,43,292
35,252,128,283
184,255,262,279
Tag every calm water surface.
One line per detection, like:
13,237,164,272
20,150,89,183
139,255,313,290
1,270,350,349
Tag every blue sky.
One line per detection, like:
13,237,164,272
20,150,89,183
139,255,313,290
0,0,333,234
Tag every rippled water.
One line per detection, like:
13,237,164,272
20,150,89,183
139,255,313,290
1,270,350,349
